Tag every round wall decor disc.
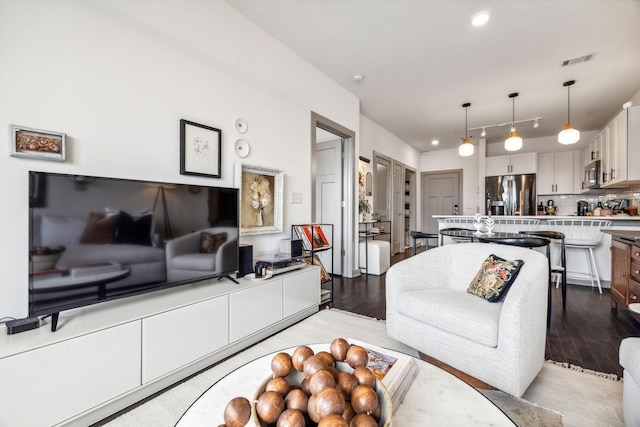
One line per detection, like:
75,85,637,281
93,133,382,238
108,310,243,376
234,139,250,158
235,118,248,134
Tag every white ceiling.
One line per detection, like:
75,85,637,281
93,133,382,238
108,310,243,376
225,0,640,154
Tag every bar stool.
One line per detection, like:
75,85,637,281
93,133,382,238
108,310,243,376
409,231,438,255
546,220,611,294
520,230,567,311
479,236,552,328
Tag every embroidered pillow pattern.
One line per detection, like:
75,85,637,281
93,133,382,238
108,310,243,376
467,254,524,302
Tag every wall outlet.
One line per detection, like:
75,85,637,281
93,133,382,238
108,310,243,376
290,192,302,204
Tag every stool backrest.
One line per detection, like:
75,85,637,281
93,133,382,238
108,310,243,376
545,219,611,243
492,218,540,233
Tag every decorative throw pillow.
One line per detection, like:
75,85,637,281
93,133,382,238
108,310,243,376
467,254,525,302
199,232,227,254
114,211,153,245
79,212,119,244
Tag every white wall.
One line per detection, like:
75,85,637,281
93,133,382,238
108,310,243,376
359,115,422,225
0,0,360,318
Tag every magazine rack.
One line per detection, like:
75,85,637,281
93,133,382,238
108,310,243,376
292,224,333,305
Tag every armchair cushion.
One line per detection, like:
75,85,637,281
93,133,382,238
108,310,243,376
172,253,217,270
467,254,524,302
397,288,502,347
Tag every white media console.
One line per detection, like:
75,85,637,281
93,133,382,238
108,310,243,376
0,266,320,426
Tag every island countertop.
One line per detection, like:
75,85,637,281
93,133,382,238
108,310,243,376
603,229,640,241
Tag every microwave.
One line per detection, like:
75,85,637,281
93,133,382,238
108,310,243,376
584,160,601,189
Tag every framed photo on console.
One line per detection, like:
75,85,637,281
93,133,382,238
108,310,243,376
235,163,283,236
10,125,66,161
180,119,222,178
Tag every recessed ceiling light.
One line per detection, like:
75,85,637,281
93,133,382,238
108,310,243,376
352,74,365,83
471,10,491,27
431,140,439,146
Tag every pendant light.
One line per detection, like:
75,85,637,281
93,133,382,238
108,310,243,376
458,102,474,156
558,80,580,145
504,92,523,151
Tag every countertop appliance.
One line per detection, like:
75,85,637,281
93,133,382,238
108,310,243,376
584,159,601,189
577,200,588,216
485,174,536,216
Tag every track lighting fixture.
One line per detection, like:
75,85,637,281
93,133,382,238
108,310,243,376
458,103,474,157
558,80,580,145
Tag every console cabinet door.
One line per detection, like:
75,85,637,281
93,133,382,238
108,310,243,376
141,295,229,383
283,267,320,318
610,239,630,308
0,322,141,427
229,279,283,342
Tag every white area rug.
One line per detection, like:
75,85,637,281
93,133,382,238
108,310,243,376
100,308,624,427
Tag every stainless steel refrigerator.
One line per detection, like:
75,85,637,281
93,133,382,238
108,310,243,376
485,174,536,216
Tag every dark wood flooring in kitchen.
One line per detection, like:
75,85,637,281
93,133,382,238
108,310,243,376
330,247,640,378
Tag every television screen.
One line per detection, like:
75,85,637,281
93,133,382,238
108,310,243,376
28,171,239,330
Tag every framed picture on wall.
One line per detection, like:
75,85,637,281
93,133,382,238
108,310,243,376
10,125,66,162
180,119,222,178
235,163,283,236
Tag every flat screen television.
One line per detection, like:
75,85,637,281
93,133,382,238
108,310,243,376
28,171,239,331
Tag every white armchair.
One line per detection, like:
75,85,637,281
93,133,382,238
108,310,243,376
620,337,640,427
165,227,238,282
386,242,549,397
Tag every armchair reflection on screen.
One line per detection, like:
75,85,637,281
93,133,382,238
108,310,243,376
165,227,238,282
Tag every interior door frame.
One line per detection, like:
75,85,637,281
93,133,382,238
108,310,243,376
311,112,357,278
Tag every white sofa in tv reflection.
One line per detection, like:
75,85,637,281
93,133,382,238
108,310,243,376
165,227,238,282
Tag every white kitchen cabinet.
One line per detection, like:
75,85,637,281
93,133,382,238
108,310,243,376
537,151,575,195
0,321,141,427
283,267,321,317
486,152,537,176
141,295,229,383
604,108,628,187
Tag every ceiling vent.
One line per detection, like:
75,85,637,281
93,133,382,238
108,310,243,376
561,53,596,67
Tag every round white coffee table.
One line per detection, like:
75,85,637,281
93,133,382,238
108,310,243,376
175,343,515,426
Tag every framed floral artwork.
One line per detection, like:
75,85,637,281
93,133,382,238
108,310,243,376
10,125,66,161
180,119,222,178
235,163,283,236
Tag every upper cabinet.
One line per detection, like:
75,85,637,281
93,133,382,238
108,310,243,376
486,152,537,176
602,105,640,188
537,151,575,195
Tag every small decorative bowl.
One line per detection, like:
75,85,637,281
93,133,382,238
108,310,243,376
252,361,392,427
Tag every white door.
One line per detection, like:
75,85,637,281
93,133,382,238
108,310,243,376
316,139,342,275
421,171,461,234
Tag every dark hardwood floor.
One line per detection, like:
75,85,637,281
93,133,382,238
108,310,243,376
330,247,640,378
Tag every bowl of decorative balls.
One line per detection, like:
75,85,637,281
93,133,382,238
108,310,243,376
221,338,392,427
30,246,65,272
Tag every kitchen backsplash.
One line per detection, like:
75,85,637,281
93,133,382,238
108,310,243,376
537,191,640,216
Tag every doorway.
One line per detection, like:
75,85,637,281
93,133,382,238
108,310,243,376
311,112,356,278
421,170,462,234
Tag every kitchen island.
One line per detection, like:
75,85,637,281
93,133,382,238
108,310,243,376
435,215,640,289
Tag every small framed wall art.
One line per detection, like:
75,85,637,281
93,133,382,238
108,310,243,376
180,119,222,178
235,163,284,236
10,125,66,161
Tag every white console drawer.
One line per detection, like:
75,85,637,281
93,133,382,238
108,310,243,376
141,295,229,383
0,321,141,427
229,279,282,342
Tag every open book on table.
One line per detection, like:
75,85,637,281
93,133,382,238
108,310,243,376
348,338,418,410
